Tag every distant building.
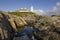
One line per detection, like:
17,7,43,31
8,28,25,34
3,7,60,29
17,8,30,12
16,6,34,12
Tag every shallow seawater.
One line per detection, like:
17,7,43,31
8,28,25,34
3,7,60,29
17,27,35,36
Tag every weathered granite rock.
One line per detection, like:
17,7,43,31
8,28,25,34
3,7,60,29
0,11,60,40
0,12,13,40
8,18,18,32
14,17,27,27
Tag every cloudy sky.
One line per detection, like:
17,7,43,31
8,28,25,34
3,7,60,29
0,0,60,15
46,2,60,15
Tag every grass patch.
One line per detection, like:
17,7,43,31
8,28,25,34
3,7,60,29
8,12,35,17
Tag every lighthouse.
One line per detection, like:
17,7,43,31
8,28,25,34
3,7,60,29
30,6,34,12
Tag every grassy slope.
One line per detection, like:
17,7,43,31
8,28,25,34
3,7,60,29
8,12,35,17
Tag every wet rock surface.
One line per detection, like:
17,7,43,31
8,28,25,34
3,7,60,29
13,35,30,40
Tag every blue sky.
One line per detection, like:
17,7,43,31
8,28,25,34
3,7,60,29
0,0,60,11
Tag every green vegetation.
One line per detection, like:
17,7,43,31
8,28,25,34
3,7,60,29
8,12,35,17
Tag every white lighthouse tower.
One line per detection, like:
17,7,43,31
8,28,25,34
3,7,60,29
30,6,34,12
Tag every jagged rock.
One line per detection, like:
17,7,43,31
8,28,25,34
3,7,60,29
14,17,27,27
0,12,13,40
0,11,60,40
0,28,5,40
7,14,28,31
54,27,60,34
8,18,18,32
43,32,60,40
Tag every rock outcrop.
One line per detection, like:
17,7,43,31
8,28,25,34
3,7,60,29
0,11,60,40
0,11,28,40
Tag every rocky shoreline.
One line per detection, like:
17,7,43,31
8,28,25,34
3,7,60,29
0,11,60,40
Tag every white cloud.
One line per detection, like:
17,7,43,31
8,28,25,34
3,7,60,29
33,9,46,15
57,2,60,6
33,2,60,15
47,2,60,15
